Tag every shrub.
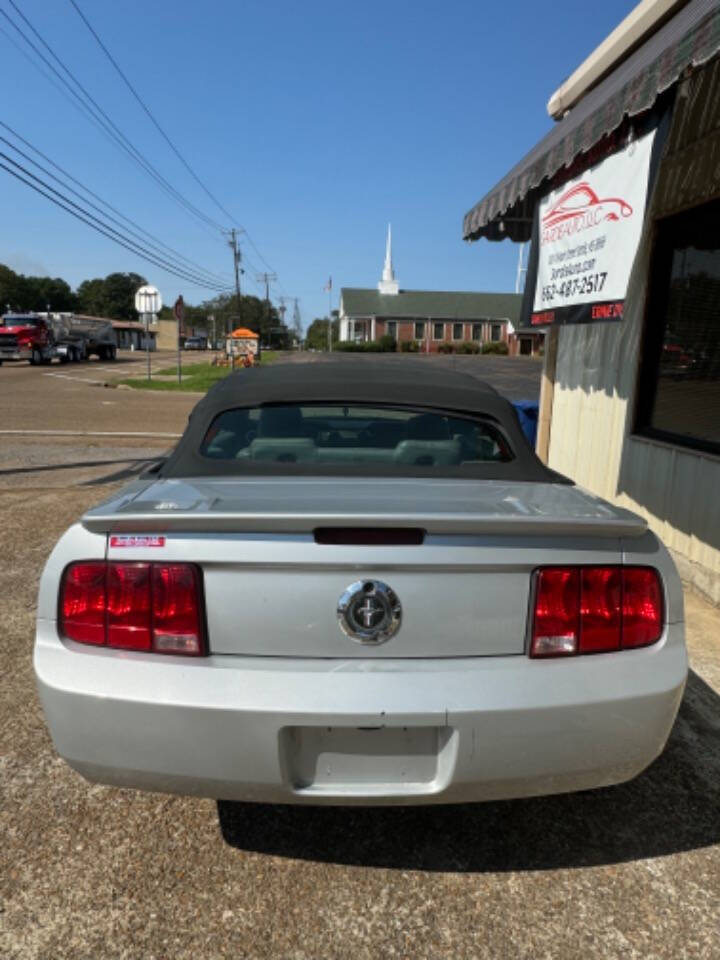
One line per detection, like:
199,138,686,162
481,341,509,355
456,341,481,354
378,334,397,352
335,340,384,352
399,339,419,352
437,341,454,354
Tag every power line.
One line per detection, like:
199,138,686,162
68,0,238,228
0,153,231,291
1,2,284,297
5,2,287,294
0,21,229,262
0,124,232,288
2,1,227,236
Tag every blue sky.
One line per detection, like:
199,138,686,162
1,0,636,326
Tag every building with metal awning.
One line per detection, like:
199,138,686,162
462,0,720,604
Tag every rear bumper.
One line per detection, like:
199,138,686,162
34,620,687,805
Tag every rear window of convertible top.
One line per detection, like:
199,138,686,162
199,403,513,471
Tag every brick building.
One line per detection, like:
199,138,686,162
338,227,524,352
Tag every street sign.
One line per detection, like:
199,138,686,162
135,285,161,382
173,295,184,323
134,285,162,315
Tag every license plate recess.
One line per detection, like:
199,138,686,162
281,725,449,792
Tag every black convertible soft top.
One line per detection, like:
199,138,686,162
159,362,569,483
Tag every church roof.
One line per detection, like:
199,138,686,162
340,288,522,322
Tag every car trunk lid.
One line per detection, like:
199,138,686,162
84,476,647,538
90,478,640,660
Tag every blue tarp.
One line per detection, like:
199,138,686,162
513,401,538,449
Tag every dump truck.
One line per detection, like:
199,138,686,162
0,313,117,365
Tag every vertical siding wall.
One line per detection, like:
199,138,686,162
548,269,720,604
547,59,720,605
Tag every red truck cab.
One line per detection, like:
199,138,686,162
0,314,53,365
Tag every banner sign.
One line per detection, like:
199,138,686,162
528,127,656,327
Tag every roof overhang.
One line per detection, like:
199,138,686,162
547,0,687,119
462,0,720,244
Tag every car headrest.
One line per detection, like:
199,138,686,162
406,413,451,440
258,405,305,437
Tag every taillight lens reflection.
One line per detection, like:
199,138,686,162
60,562,106,646
59,561,205,656
531,566,663,658
580,567,621,653
532,568,579,656
107,563,152,650
622,568,663,648
152,564,204,655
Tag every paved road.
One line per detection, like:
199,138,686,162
0,350,198,435
1,350,719,959
282,350,543,403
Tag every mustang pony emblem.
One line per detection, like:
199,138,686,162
337,580,402,645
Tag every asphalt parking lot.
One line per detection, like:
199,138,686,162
1,352,719,959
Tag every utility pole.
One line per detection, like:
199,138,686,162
256,272,277,360
279,296,302,348
292,298,302,346
277,296,292,349
325,276,333,352
515,242,527,294
228,228,244,338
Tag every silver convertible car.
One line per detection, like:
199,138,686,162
35,363,687,805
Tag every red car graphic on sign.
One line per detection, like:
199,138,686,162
542,182,633,228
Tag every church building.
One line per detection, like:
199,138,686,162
338,227,528,353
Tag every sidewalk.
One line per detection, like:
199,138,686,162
685,588,720,691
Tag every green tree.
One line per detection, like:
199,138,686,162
0,264,25,312
0,264,77,313
27,276,77,312
305,316,339,350
76,272,147,319
75,278,105,315
198,292,282,343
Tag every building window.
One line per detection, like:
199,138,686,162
452,322,464,340
491,323,502,341
414,321,425,340
433,322,444,340
471,323,483,341
386,321,397,339
635,198,720,454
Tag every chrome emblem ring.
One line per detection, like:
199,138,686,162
337,580,402,645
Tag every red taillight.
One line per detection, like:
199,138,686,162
59,561,206,656
152,564,204,655
579,567,621,653
107,563,152,651
60,562,106,646
622,567,663,649
531,566,663,658
532,568,579,657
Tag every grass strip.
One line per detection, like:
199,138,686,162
120,353,278,391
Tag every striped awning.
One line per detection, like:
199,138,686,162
463,0,720,243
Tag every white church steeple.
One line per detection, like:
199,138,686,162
378,223,399,295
